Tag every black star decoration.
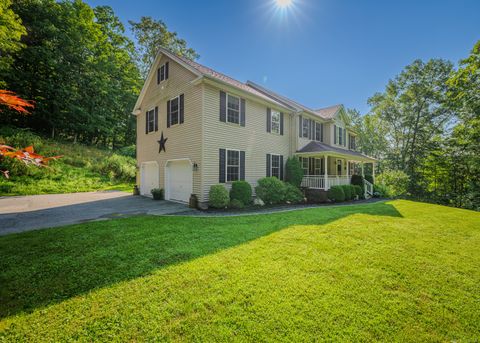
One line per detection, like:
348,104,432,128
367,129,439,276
158,132,168,153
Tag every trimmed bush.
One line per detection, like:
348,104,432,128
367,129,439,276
229,180,252,205
229,199,245,209
305,189,328,203
208,185,229,208
284,183,304,204
341,185,352,200
351,174,365,195
151,188,164,200
285,157,304,188
353,185,363,198
327,185,345,202
255,177,286,204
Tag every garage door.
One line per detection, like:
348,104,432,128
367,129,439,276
166,160,192,203
140,161,159,196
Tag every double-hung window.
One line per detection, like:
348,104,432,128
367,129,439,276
271,110,280,134
169,96,179,126
146,109,155,133
315,122,322,141
227,94,240,124
271,154,281,179
338,126,343,145
158,62,169,83
226,149,240,182
302,118,309,138
315,158,322,175
301,157,309,175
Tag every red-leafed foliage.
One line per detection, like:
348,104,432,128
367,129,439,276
0,90,34,114
0,90,60,177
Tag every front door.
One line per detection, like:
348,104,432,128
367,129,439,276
337,159,342,176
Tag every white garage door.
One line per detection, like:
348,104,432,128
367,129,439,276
166,160,192,203
140,161,159,196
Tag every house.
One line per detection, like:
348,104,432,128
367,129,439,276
133,47,376,207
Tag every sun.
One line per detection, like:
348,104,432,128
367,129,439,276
276,0,293,8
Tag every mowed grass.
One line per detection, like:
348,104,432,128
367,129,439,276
0,200,479,341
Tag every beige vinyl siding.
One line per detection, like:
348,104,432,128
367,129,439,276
201,84,292,202
136,55,203,198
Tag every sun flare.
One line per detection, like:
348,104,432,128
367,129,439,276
276,0,292,8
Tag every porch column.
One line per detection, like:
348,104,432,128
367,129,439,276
346,161,350,181
324,155,328,189
372,162,375,183
361,162,364,177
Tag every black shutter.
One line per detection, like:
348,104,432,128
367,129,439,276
266,108,271,133
321,123,324,142
179,94,184,124
145,111,148,134
167,100,171,128
240,151,245,181
154,106,158,131
240,98,246,126
299,115,302,137
266,154,271,177
220,91,226,122
344,128,347,146
334,125,337,144
165,61,169,80
280,112,284,135
308,120,312,139
280,155,284,180
157,68,160,84
219,149,226,183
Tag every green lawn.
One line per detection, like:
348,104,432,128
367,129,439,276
0,200,479,341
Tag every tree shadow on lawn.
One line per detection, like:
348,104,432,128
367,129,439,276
0,201,402,319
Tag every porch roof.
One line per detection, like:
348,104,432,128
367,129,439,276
296,141,377,162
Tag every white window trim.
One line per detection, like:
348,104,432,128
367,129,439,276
169,95,180,127
314,158,322,175
146,107,155,134
225,148,241,183
302,117,309,138
301,157,309,175
270,110,281,135
226,93,241,125
270,153,281,179
337,126,343,146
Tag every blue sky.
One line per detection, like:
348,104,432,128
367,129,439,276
86,0,479,114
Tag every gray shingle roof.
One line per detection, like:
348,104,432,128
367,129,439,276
296,141,376,161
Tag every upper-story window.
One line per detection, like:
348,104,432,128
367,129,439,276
271,110,281,134
227,94,240,124
146,108,155,133
169,96,179,126
302,118,309,138
349,134,356,150
157,62,169,84
227,149,240,182
338,126,343,145
315,122,323,142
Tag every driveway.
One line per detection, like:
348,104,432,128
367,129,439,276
0,191,192,236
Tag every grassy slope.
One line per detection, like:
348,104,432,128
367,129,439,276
0,200,479,341
0,131,134,196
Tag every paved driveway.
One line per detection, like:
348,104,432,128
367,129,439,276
0,191,192,236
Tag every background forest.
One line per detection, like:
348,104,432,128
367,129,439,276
0,0,478,210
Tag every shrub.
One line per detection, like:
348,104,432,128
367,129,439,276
373,184,390,198
353,185,363,199
341,185,352,200
229,199,245,209
285,157,304,188
305,189,328,203
351,174,365,194
327,185,345,202
95,154,136,181
209,185,229,208
229,180,252,205
284,183,304,204
364,174,374,184
376,170,409,197
255,177,286,204
151,188,164,200
117,145,136,158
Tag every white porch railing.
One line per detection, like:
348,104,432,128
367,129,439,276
364,179,373,198
301,175,351,190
